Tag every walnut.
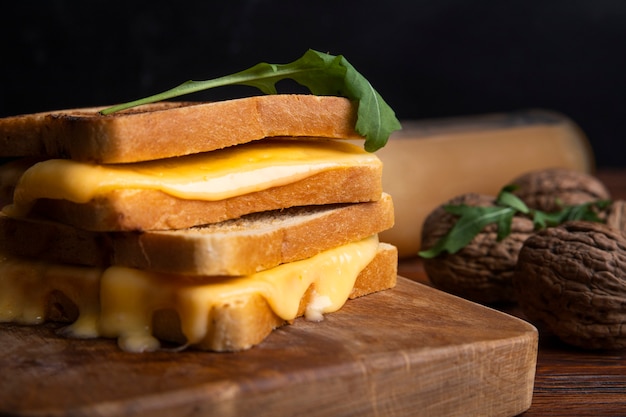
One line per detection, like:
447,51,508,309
606,200,626,231
514,221,626,350
510,168,610,212
421,193,534,304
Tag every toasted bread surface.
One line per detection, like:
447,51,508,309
159,242,398,351
0,96,361,163
114,194,394,275
23,162,382,231
0,194,394,275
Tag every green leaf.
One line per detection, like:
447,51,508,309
531,210,561,229
532,199,611,229
496,188,530,214
418,205,516,258
418,186,612,259
99,49,401,152
495,209,515,240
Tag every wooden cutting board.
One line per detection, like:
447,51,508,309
0,277,537,417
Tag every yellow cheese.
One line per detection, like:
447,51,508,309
99,235,378,352
7,139,379,215
0,254,102,338
375,110,594,257
0,235,379,352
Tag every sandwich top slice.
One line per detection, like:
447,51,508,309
0,95,361,164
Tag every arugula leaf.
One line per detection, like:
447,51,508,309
496,186,529,214
418,205,516,259
532,200,610,228
99,49,401,152
418,186,611,259
495,209,515,240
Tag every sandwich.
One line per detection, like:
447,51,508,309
0,50,401,352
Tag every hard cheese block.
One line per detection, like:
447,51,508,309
378,109,594,257
0,278,538,417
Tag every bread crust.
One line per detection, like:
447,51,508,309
0,158,42,208
1,242,397,352
27,163,383,231
0,95,361,163
116,195,394,275
1,194,394,276
152,243,398,351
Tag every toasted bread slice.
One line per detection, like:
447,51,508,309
17,161,382,231
6,138,383,231
0,242,398,352
0,95,361,163
168,242,398,352
0,194,394,275
0,158,42,208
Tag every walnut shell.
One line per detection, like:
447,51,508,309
421,193,535,304
511,168,610,212
606,200,626,231
514,221,626,350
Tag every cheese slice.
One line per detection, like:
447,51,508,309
6,139,380,216
0,236,379,352
376,110,595,257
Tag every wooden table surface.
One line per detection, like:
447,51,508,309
397,169,626,417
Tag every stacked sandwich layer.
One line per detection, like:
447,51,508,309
0,95,397,352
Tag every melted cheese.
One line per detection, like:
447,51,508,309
99,235,378,352
0,236,379,352
7,139,379,215
0,254,102,338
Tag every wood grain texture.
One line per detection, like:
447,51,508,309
0,278,537,417
400,264,626,417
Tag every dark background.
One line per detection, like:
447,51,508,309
1,0,625,167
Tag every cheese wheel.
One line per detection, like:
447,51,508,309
376,109,594,257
